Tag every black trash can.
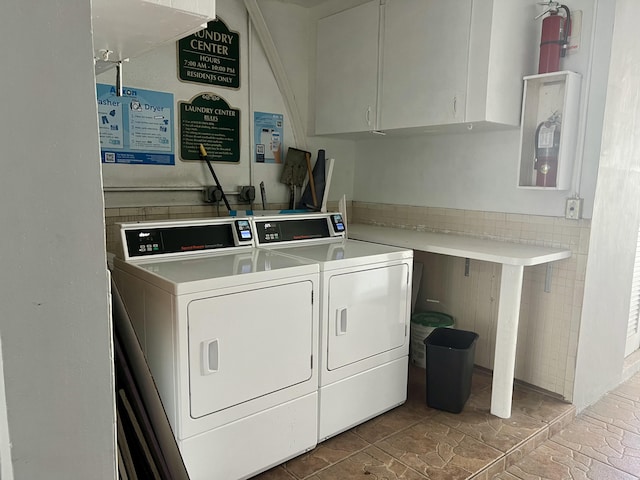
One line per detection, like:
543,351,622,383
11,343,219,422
424,327,479,413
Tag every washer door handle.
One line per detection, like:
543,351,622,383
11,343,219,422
202,338,219,375
336,308,348,336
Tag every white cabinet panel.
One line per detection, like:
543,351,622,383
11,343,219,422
92,0,216,73
315,0,380,134
326,264,409,370
314,0,538,135
380,0,472,129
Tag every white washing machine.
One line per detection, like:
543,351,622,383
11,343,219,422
112,217,320,480
252,213,413,441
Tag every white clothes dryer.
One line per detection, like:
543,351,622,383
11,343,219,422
112,217,319,480
252,213,413,441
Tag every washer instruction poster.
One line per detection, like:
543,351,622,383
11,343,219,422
97,84,175,165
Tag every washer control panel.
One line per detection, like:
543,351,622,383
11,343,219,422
118,218,254,260
253,213,346,246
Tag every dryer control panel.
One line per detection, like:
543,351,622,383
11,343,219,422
252,213,346,247
117,217,254,260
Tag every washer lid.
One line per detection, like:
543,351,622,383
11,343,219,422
114,248,318,295
270,239,412,271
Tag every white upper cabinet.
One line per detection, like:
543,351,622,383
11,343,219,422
315,0,539,135
380,0,472,130
315,0,381,135
92,0,216,73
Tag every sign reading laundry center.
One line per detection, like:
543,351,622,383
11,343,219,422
179,93,240,162
178,17,240,89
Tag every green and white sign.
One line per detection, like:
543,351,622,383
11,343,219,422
178,18,240,89
179,93,240,162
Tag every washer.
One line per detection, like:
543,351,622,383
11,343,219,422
112,217,320,480
252,213,413,441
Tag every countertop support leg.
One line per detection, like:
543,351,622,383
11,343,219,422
490,264,524,418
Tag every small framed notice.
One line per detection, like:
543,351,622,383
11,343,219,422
179,93,240,162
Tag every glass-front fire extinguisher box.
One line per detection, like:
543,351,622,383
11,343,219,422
517,71,581,190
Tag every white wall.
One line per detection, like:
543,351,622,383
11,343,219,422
574,0,640,409
0,1,116,478
351,0,609,219
0,338,13,479
100,0,358,208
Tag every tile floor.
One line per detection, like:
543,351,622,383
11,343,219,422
252,364,640,479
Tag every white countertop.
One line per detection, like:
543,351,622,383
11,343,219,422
348,224,572,266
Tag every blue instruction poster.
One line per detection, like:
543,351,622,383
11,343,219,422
254,112,283,164
97,84,175,165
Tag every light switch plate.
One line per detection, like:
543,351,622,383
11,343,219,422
565,197,583,220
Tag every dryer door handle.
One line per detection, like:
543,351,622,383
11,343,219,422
202,338,219,375
336,308,348,336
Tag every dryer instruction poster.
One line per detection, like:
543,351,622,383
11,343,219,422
254,112,283,164
96,84,175,165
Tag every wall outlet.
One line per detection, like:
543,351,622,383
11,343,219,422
238,185,255,203
565,197,583,220
203,186,223,203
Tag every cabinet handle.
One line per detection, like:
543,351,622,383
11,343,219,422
366,106,371,127
453,96,457,116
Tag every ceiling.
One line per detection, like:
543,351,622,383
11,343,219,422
276,0,328,7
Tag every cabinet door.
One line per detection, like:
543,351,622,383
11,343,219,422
380,0,472,130
315,0,380,135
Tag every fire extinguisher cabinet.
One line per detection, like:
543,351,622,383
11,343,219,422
517,71,581,190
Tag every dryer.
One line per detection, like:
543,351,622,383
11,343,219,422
112,217,319,480
252,213,413,441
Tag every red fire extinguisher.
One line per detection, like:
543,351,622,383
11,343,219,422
537,2,571,74
534,112,561,187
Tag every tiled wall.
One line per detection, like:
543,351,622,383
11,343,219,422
351,202,590,401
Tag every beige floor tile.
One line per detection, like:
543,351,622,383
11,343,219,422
250,365,633,480
550,415,640,477
548,407,577,437
470,458,506,479
611,372,640,402
307,446,427,480
509,386,574,424
251,465,297,480
351,404,426,443
375,417,503,479
432,389,547,453
490,472,521,479
282,431,368,479
503,429,549,469
504,441,636,479
582,393,640,435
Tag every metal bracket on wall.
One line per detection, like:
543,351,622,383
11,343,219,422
545,263,553,293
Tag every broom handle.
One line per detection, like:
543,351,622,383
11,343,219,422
199,144,231,211
305,152,318,208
